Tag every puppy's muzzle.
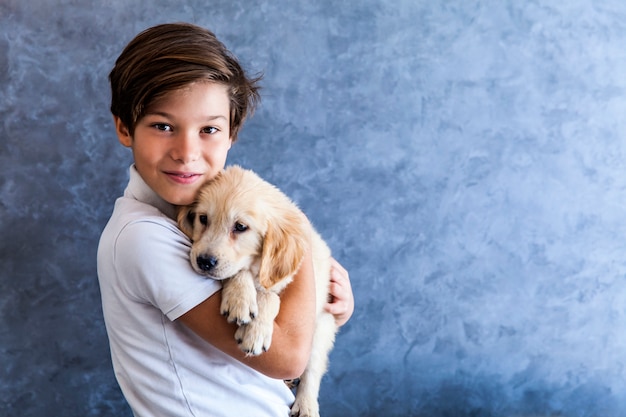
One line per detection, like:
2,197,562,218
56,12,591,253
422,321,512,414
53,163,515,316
196,254,218,272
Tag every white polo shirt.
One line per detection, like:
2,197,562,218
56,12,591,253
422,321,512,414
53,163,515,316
97,166,294,417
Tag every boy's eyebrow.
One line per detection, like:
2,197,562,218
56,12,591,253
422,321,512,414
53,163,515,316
144,110,228,122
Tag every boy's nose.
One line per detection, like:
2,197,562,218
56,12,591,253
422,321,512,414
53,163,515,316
170,133,200,163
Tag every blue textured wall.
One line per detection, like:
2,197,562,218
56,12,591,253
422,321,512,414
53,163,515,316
2,1,626,416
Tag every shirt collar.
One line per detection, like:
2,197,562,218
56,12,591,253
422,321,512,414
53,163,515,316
124,165,178,220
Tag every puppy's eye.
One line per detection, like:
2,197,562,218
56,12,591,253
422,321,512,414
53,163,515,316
233,222,248,233
199,215,208,226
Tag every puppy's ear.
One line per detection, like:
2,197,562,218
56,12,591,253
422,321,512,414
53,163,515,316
177,205,196,240
259,210,308,289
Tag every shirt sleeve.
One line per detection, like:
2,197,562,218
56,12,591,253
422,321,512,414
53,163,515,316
112,218,221,321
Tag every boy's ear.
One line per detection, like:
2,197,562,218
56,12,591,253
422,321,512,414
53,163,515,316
114,116,132,147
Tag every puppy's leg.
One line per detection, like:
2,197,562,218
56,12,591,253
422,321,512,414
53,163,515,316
290,312,337,417
221,270,258,325
235,290,280,356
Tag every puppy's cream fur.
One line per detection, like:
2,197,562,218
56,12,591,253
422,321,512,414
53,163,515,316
178,165,338,417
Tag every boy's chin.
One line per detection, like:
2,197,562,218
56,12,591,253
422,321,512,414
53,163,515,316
163,191,197,207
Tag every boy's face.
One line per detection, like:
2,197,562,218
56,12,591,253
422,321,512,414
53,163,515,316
115,82,232,206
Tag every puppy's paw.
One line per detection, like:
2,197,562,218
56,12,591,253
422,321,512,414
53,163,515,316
221,296,258,325
290,396,320,417
235,319,273,356
284,378,300,390
221,278,258,325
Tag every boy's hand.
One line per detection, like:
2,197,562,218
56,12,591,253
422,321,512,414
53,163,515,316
325,258,354,327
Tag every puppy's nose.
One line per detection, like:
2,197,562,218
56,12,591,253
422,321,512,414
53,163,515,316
196,255,218,271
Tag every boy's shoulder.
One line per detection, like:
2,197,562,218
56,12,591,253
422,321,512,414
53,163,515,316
108,195,181,239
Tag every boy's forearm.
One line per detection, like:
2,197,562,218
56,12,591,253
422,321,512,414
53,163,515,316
268,242,317,369
178,243,317,379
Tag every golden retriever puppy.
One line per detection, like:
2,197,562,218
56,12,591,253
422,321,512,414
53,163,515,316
177,165,338,417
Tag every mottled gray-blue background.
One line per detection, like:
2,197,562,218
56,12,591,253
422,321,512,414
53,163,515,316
2,0,626,416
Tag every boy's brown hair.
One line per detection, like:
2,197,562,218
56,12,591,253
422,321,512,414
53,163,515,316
109,22,261,141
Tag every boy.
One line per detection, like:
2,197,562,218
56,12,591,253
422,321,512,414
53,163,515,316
97,22,353,417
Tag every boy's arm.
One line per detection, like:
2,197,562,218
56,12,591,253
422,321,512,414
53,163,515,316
178,242,317,380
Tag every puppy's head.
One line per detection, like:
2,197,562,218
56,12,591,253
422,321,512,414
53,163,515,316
177,166,308,289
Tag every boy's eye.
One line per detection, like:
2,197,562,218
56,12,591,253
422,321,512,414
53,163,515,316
153,123,172,132
202,126,218,134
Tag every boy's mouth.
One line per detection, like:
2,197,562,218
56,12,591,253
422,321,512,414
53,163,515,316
166,170,199,177
165,171,201,183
